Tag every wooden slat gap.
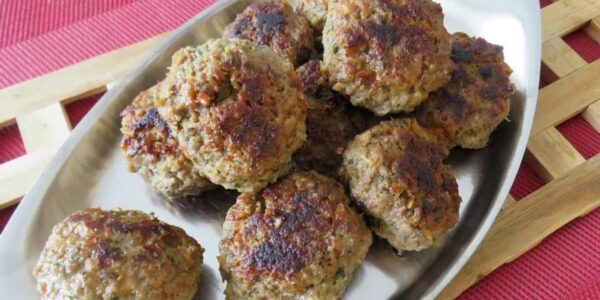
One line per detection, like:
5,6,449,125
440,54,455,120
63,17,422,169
532,58,600,135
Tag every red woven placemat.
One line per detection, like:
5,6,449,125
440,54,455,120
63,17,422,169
1,0,599,298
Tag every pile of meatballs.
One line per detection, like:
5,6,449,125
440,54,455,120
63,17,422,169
34,0,515,299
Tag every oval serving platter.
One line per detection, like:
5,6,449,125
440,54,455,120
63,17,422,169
0,0,541,299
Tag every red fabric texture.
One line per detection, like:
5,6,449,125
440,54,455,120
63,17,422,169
0,0,599,298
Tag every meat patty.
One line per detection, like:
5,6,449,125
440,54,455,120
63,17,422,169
293,59,371,178
218,171,372,299
340,119,461,251
120,83,214,199
224,0,314,66
155,38,307,193
416,32,515,149
33,208,204,300
322,0,453,115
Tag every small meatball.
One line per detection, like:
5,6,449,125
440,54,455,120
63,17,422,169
155,38,307,193
341,119,461,251
33,209,204,300
322,0,454,115
286,0,328,30
416,32,515,149
218,171,372,299
120,84,214,199
224,0,314,66
294,59,371,177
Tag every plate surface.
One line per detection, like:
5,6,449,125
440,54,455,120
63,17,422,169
0,0,540,299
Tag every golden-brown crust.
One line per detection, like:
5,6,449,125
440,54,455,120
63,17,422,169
33,209,204,300
224,1,314,66
416,32,515,149
219,171,372,299
322,0,453,115
155,39,307,192
341,119,460,251
293,60,371,178
120,84,213,199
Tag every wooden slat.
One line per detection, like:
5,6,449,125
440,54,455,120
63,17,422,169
541,37,587,82
501,195,516,211
532,59,600,135
542,0,600,42
0,149,56,209
585,16,600,42
0,33,167,126
525,127,585,182
438,154,600,300
582,100,600,132
16,103,72,152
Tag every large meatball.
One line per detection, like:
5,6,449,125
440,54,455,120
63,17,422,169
416,32,515,149
155,38,307,193
120,83,213,199
286,0,328,30
33,209,204,300
340,119,461,251
224,0,314,66
218,171,372,299
322,0,453,115
293,59,371,178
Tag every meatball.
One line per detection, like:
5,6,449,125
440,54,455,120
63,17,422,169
156,38,307,193
416,32,515,149
340,119,461,251
224,0,314,66
218,171,372,299
293,60,371,178
120,83,213,199
286,0,328,30
33,209,204,300
322,0,453,115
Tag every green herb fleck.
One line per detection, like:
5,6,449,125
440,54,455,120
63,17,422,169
334,268,345,280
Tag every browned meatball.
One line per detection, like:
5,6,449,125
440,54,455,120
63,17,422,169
120,83,213,199
341,119,461,251
416,32,515,149
218,171,372,299
293,59,371,178
224,0,314,66
322,0,454,115
33,209,204,300
155,38,307,193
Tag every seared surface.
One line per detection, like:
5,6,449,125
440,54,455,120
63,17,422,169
322,0,453,115
416,32,515,149
155,38,307,192
224,1,314,66
341,119,460,251
120,84,213,199
33,209,204,300
293,60,371,178
219,171,372,299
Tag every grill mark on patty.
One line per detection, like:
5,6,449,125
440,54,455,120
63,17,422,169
218,102,279,162
92,240,123,268
226,2,286,44
132,107,169,133
121,102,178,159
340,0,443,61
239,174,340,278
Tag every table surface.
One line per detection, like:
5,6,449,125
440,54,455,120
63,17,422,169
1,0,600,298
